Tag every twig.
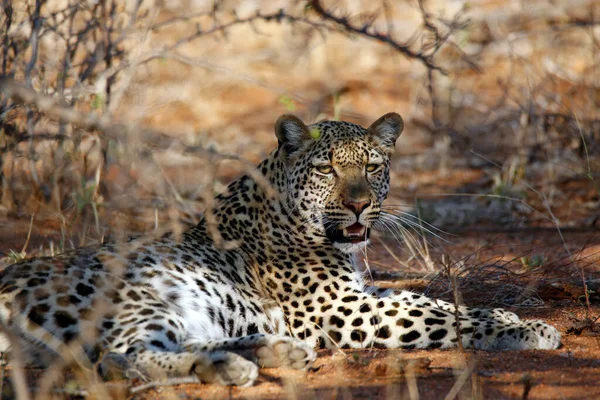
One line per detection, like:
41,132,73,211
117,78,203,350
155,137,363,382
129,376,200,394
20,214,34,254
1,0,14,77
149,10,214,31
0,79,112,131
105,0,158,115
444,360,476,400
520,374,533,400
110,9,328,78
24,0,44,88
309,0,448,74
442,255,464,353
0,133,72,153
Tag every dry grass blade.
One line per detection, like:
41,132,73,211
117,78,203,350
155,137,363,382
444,360,476,400
0,322,30,400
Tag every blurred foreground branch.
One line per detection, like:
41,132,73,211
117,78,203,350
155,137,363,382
0,79,270,194
0,78,277,248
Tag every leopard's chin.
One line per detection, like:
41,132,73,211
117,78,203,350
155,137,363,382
333,240,370,253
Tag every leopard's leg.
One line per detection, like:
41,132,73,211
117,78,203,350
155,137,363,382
367,287,521,324
185,334,316,370
99,341,258,386
294,282,560,350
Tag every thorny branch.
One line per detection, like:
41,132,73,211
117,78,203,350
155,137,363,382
109,8,330,77
24,0,45,88
308,0,466,74
0,79,112,132
106,2,468,78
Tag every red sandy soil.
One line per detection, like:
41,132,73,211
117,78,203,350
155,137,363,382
1,225,599,399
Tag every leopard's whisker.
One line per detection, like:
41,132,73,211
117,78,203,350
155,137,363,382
380,207,451,235
380,211,450,243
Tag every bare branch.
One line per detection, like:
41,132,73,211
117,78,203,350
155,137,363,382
0,79,112,131
1,133,72,153
24,0,45,88
130,376,200,394
110,8,328,77
308,0,447,74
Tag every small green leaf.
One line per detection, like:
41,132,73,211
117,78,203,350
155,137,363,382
91,94,104,110
278,95,296,112
310,127,321,140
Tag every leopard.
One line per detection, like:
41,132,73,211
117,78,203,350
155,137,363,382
0,112,561,387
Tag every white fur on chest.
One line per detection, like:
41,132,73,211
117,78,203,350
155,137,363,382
147,268,285,342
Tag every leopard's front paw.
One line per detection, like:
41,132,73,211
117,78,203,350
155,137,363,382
472,321,561,350
255,336,316,370
195,351,259,387
490,308,521,324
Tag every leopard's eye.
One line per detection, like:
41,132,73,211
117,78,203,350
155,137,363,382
366,163,381,173
315,165,334,175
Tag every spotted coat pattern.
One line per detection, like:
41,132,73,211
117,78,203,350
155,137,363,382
0,113,561,386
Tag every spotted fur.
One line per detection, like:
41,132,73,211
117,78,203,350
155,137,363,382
0,113,560,386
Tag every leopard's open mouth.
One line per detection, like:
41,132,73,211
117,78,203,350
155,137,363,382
326,222,370,244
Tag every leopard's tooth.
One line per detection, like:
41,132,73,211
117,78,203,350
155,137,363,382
342,227,349,237
348,229,363,237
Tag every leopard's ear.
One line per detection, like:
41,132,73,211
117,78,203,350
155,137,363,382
275,114,313,158
367,112,404,153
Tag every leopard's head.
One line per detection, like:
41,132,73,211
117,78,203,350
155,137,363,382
274,113,403,253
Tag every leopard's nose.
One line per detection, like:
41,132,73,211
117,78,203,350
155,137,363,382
342,199,371,215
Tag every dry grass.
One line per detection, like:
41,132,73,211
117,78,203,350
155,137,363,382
0,0,599,398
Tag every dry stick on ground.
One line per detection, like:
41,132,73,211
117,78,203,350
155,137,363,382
129,377,201,394
404,361,420,400
0,79,277,249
